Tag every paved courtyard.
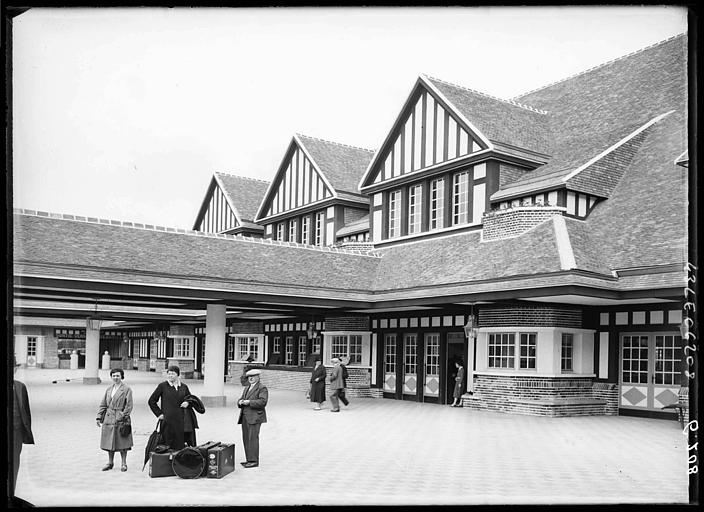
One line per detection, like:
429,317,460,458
11,368,690,506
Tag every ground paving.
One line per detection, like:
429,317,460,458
11,368,690,506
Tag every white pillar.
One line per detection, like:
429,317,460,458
202,304,227,407
83,324,101,384
466,334,476,394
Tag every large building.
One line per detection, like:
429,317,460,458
13,34,691,418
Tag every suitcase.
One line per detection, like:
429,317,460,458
207,443,235,479
195,441,221,477
149,451,175,478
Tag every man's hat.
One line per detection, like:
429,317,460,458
246,369,262,377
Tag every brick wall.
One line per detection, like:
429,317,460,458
229,321,264,334
464,374,607,416
591,382,619,415
325,316,370,331
481,206,563,242
227,363,378,398
479,305,582,328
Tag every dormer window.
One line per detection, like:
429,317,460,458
408,184,423,234
314,211,324,246
276,222,285,241
430,178,445,230
452,171,470,225
388,189,402,238
301,216,311,245
288,219,297,243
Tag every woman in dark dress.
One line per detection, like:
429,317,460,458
148,365,198,449
308,358,327,410
451,360,465,407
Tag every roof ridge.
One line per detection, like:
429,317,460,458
296,133,376,153
214,171,271,184
423,74,548,115
514,33,686,99
13,208,380,258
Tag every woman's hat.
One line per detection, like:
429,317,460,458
167,365,181,375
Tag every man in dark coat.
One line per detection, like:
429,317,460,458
148,365,197,450
12,359,35,496
237,369,268,468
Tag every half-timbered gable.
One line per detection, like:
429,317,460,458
193,172,270,236
256,134,374,246
360,75,551,245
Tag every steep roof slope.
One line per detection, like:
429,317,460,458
426,76,552,156
496,34,688,199
215,173,270,223
297,134,375,195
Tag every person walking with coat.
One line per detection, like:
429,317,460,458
308,358,326,410
96,368,134,471
328,357,344,412
12,358,34,496
450,360,465,407
237,368,268,468
148,365,196,450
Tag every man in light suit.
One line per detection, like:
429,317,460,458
237,368,268,468
12,358,35,497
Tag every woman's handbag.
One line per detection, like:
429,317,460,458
118,417,132,436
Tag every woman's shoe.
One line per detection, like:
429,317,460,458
102,463,114,471
121,464,128,472
313,406,321,410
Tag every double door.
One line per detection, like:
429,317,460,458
383,332,463,403
619,332,683,411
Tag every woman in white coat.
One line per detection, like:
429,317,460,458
96,368,134,471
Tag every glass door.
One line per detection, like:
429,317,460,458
383,334,397,394
620,333,682,410
403,334,418,397
424,334,440,399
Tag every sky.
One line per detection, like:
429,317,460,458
12,6,689,229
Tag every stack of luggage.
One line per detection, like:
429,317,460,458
148,441,235,479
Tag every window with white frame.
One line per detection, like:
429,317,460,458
388,189,402,238
289,219,297,243
172,337,193,358
384,334,396,373
298,335,307,366
273,336,281,354
349,335,362,364
452,171,469,225
27,336,37,356
519,333,537,369
430,178,444,230
301,216,311,245
331,335,347,360
488,333,515,368
330,334,363,363
139,339,149,358
408,184,422,234
404,334,417,374
285,336,294,365
561,333,573,372
157,338,167,359
276,222,285,241
315,212,324,246
311,336,321,354
237,336,259,360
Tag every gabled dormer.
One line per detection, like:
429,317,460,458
360,75,550,246
193,172,270,236
256,134,374,246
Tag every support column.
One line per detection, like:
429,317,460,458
202,304,227,407
467,334,475,394
83,324,101,384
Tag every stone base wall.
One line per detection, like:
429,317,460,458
591,382,619,415
463,374,608,417
226,363,379,397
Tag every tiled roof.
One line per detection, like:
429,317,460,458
14,212,381,298
494,34,688,200
580,111,688,270
337,215,369,237
215,172,270,222
371,221,565,292
425,76,552,156
296,134,375,195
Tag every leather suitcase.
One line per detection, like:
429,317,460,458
195,441,221,477
207,443,235,479
149,452,175,478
